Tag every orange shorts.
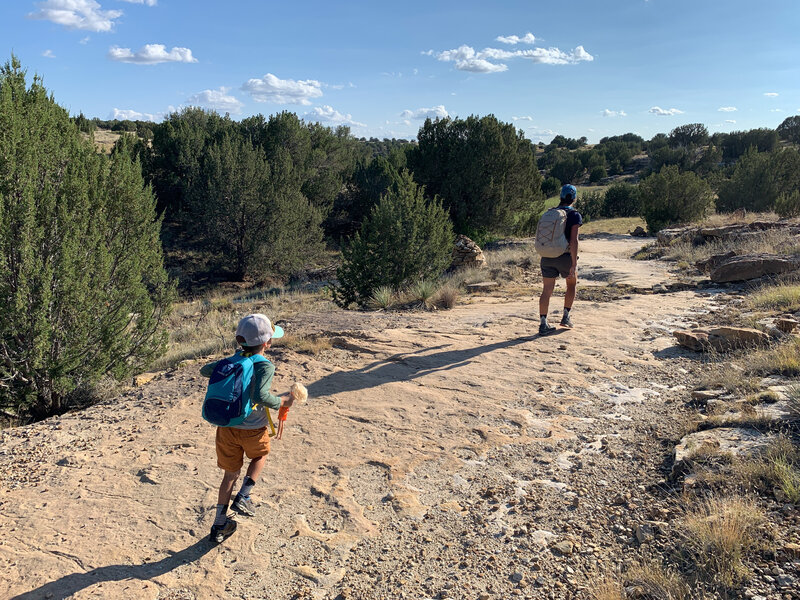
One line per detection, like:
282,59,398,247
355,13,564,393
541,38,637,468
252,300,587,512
215,427,271,472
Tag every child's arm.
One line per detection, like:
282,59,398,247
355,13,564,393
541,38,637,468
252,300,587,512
252,361,282,410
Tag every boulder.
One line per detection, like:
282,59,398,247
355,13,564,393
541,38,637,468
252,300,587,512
776,317,799,333
673,326,770,352
695,251,736,273
657,227,698,246
673,427,776,476
450,235,486,270
710,253,800,283
629,226,648,237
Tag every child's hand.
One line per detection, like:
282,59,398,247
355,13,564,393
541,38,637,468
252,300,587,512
280,392,294,408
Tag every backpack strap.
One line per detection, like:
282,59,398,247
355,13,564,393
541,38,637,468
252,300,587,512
246,353,276,437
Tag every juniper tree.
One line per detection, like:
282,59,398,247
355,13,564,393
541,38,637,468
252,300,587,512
0,57,174,419
192,135,324,280
334,171,453,308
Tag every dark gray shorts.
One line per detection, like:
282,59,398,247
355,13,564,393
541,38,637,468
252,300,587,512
540,252,573,279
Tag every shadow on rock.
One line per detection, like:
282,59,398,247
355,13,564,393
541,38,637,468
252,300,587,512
11,539,216,600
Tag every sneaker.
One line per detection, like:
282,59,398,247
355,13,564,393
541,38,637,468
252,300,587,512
539,323,557,336
560,313,573,328
231,494,256,517
209,517,237,543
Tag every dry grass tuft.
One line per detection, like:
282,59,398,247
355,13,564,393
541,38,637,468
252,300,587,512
678,496,766,588
581,216,647,236
747,282,800,313
273,334,332,355
151,286,334,370
737,437,800,504
369,286,394,310
744,337,800,377
433,283,460,309
620,562,689,600
664,227,800,266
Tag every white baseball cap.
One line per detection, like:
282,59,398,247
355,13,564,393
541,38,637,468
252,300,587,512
235,313,284,346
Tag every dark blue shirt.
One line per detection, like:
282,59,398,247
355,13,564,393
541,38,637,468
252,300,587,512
561,204,583,238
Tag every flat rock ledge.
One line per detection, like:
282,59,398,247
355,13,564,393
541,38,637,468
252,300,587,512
673,326,770,352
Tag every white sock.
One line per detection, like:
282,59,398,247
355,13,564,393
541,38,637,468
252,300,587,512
214,504,228,527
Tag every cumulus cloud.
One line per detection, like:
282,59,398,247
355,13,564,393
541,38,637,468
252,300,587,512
108,44,197,64
764,92,779,97
513,115,533,121
718,106,737,112
304,105,365,128
29,0,122,32
112,108,158,121
119,0,157,5
496,32,536,45
186,87,243,113
649,106,684,116
400,105,449,120
602,109,627,117
42,49,56,58
431,43,592,73
241,73,323,105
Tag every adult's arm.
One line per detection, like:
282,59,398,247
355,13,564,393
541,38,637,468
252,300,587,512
568,224,580,279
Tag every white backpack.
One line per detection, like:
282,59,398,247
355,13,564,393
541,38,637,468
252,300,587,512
535,207,570,258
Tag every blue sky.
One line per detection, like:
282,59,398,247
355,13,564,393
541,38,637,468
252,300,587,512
2,0,798,143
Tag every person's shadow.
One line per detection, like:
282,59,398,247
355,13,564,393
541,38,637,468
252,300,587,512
307,332,558,399
11,539,216,600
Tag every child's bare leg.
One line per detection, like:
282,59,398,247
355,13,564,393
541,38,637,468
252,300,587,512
217,469,239,506
245,455,267,482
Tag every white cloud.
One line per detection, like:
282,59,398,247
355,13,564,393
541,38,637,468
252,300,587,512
112,108,158,121
770,108,783,113
29,0,122,32
400,105,449,120
119,0,157,5
304,105,365,128
42,49,56,58
649,106,684,116
725,120,736,124
79,36,90,44
496,32,536,45
186,87,243,114
108,44,198,64
764,92,779,97
718,106,737,112
431,43,592,73
241,73,323,105
513,115,533,121
602,109,627,117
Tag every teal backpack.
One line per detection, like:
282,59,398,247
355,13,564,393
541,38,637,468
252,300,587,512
202,353,268,427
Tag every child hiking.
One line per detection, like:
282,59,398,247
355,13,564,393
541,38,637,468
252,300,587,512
200,313,293,543
534,184,583,336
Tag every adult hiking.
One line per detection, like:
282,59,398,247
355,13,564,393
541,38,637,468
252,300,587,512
200,313,293,543
534,184,583,336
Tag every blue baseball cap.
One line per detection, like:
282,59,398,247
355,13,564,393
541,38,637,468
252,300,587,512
560,184,577,201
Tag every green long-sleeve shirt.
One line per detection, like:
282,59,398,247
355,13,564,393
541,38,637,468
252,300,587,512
200,353,281,429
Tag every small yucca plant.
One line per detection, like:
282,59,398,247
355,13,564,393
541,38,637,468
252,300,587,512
369,286,394,310
411,279,438,308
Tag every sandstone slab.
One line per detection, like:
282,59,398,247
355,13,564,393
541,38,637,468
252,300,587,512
710,253,800,283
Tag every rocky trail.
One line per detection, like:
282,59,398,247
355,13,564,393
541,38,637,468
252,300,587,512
1,237,738,600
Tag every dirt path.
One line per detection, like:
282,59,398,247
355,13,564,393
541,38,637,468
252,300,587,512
1,238,715,600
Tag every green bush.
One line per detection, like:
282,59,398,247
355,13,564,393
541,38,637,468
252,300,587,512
589,165,607,183
541,176,561,198
576,190,605,222
334,171,453,308
776,190,800,218
638,165,714,232
602,182,640,217
0,57,175,420
717,147,800,213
